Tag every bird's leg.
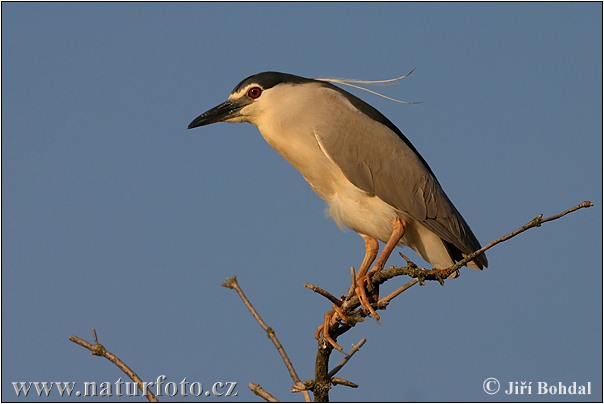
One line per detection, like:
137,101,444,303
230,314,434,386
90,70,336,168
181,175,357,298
371,218,407,274
316,237,378,351
315,224,404,350
355,218,407,320
353,236,379,282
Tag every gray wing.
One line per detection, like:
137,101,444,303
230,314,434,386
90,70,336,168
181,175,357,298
313,92,487,268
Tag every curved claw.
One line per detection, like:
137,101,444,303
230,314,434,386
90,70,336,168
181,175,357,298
315,310,344,353
355,274,380,321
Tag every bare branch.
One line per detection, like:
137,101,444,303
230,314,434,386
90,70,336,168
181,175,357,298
222,276,311,402
331,377,359,388
375,200,594,285
304,283,342,306
221,201,593,402
69,329,158,403
313,339,334,402
92,328,100,345
541,200,593,223
328,338,366,378
378,278,419,308
249,383,280,402
309,200,592,401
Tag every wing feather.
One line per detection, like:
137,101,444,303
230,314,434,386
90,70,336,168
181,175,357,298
313,88,487,268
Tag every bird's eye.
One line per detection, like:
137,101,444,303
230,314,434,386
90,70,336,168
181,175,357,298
247,87,262,99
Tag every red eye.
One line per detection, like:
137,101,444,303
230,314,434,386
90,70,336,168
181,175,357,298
247,87,262,99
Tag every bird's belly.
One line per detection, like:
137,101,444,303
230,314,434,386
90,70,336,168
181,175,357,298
325,181,402,243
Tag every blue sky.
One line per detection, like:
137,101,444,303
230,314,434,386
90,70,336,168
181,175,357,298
2,2,601,402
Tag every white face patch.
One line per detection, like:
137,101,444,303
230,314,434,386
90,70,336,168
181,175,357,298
228,84,262,101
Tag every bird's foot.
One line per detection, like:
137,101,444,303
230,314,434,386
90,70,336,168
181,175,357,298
354,271,381,321
314,274,381,352
315,308,345,353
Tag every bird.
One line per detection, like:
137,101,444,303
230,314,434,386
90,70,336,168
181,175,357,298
188,71,487,340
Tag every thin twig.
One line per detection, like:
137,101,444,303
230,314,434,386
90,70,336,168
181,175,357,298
541,200,593,223
331,377,358,388
346,267,357,299
248,383,279,402
377,200,595,284
304,283,342,306
445,200,593,276
222,276,311,403
69,329,158,403
327,338,367,378
377,279,419,308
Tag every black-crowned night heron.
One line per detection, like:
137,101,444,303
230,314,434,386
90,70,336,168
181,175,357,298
188,71,487,342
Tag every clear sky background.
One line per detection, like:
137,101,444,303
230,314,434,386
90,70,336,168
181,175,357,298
2,2,602,402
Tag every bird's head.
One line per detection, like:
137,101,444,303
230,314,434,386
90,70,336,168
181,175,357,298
187,71,317,129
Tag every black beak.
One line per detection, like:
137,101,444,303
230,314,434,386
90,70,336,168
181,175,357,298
187,100,243,129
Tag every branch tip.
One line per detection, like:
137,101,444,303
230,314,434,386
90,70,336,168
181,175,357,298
220,276,238,289
69,328,158,402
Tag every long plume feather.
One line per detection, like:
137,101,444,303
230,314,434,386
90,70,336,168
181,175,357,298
315,68,418,104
